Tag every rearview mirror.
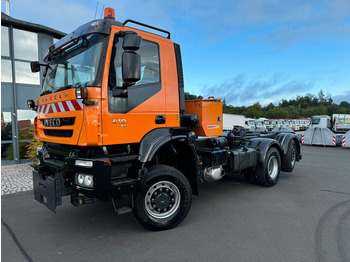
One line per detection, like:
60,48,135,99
122,52,141,84
123,34,142,51
30,61,41,73
27,99,37,111
121,33,142,87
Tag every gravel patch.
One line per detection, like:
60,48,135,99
1,163,34,195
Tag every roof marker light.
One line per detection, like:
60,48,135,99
104,7,115,20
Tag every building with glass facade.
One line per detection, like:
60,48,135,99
1,12,65,164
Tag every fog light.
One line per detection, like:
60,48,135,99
75,173,94,188
77,174,84,185
84,176,93,187
75,160,93,168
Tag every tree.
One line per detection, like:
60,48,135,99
339,101,350,108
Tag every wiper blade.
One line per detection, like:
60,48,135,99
56,85,73,92
40,90,52,96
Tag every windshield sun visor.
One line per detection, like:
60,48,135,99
45,18,123,63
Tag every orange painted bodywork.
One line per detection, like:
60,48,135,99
100,25,180,145
185,99,223,136
35,25,181,146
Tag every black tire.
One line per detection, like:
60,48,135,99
133,165,192,231
255,147,281,187
281,139,297,172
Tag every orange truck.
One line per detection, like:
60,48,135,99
27,8,301,231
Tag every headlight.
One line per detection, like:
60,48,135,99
84,176,93,187
75,173,94,188
77,174,84,185
75,160,93,168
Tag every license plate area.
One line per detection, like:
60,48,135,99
33,169,72,213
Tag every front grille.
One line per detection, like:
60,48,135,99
41,117,75,127
44,129,73,137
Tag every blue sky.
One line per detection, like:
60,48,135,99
2,0,350,106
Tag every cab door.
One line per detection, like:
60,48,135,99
101,27,167,145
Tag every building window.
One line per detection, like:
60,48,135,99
15,61,40,84
1,26,10,57
1,112,13,160
1,59,12,83
13,29,38,61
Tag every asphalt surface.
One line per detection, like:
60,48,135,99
2,146,350,262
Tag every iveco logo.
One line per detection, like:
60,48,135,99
43,118,61,127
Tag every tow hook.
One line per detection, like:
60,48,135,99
71,194,94,206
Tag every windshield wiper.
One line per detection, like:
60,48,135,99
55,85,73,92
40,90,52,96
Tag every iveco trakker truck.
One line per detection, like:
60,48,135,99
28,8,301,231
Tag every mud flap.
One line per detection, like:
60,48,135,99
33,169,73,213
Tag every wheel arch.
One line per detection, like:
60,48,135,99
275,133,301,162
139,128,200,195
246,138,283,168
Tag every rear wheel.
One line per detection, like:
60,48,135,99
281,139,297,172
255,147,281,187
133,165,192,231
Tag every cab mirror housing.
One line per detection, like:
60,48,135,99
122,51,141,84
30,61,41,73
27,99,37,111
123,34,141,51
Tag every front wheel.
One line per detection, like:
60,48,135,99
255,147,281,187
133,165,192,231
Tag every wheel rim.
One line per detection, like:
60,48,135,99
145,181,181,219
291,146,296,167
267,156,279,180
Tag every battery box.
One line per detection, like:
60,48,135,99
185,98,223,136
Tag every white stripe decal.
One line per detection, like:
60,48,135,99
45,104,50,114
52,103,57,113
77,99,84,109
66,100,75,111
58,102,65,112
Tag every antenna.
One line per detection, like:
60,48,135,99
100,4,105,19
94,1,99,19
5,0,10,15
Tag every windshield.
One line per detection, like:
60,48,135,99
249,120,255,125
42,34,107,95
264,120,269,125
312,118,321,125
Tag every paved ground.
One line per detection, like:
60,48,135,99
1,146,350,262
1,163,33,195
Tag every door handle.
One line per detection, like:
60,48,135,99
155,115,166,124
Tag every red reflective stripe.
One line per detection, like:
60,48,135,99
42,105,47,113
62,101,69,111
48,104,53,114
54,103,61,112
70,99,81,110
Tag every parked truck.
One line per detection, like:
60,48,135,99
223,113,245,130
302,115,349,146
343,130,350,148
27,8,301,231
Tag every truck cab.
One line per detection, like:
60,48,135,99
311,115,331,129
